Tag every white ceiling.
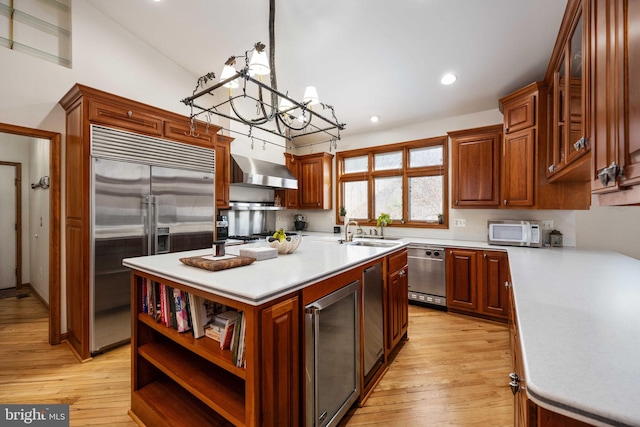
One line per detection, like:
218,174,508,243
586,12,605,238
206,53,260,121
86,0,568,139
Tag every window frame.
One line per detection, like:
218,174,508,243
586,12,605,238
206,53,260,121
335,135,448,229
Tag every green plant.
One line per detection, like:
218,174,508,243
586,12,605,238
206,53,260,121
376,213,392,227
339,206,347,216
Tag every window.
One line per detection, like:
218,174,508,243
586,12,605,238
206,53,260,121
336,136,448,228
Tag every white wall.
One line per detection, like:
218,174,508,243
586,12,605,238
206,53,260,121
0,134,31,285
29,138,51,302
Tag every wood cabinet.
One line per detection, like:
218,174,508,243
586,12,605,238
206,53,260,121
260,296,300,427
447,248,508,321
589,0,640,205
215,135,234,209
59,84,222,360
445,248,479,312
299,152,334,209
478,251,509,319
499,83,591,210
277,152,333,210
385,249,408,356
545,0,591,183
450,125,502,208
276,153,299,209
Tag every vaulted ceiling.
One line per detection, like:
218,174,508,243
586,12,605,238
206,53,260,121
87,0,568,139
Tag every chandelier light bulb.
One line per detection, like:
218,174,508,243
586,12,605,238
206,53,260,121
303,86,320,106
248,49,270,76
219,65,239,89
279,97,294,111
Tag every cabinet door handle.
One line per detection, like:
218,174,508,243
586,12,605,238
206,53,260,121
127,110,133,117
509,380,520,395
455,200,459,206
504,281,510,289
503,199,508,205
483,253,487,259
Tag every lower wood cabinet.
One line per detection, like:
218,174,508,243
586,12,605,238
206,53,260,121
446,248,509,321
260,296,300,427
386,249,408,355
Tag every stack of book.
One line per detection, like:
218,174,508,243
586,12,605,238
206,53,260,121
140,278,246,366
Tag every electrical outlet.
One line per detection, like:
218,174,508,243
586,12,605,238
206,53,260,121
542,220,554,230
454,218,467,227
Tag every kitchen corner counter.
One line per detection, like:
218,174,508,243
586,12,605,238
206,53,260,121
506,247,640,427
123,237,407,306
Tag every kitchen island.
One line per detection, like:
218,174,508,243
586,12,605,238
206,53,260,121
123,237,409,427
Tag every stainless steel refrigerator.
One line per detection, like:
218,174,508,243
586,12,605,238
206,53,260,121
90,125,215,354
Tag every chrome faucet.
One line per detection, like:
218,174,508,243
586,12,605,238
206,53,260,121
344,219,359,242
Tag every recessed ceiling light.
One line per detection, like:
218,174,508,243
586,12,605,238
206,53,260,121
370,115,379,123
440,73,457,85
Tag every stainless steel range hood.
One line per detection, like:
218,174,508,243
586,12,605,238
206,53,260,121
230,154,298,190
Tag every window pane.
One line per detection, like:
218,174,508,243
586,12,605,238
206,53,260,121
374,151,402,171
343,181,368,219
344,155,368,174
409,146,443,167
409,176,443,221
374,177,402,220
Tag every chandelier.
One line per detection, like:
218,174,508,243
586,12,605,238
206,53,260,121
181,41,345,143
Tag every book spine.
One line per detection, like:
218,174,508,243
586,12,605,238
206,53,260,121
174,289,191,333
141,278,148,314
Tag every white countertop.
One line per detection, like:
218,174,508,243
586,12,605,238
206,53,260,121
123,236,407,305
506,247,640,427
124,231,640,426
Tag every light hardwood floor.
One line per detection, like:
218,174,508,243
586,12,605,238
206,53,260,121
0,296,512,426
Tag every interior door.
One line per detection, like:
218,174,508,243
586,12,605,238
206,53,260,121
0,163,18,289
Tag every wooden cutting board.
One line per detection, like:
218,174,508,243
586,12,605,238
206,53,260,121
179,255,255,271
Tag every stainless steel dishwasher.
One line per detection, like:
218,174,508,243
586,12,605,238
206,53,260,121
407,245,446,307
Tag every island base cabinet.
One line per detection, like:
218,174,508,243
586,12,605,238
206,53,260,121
260,296,300,427
386,249,408,356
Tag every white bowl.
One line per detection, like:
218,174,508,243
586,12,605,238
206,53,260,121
267,235,302,254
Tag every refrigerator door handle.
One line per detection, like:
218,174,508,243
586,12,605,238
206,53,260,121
149,195,158,255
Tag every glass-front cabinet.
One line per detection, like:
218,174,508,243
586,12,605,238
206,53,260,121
546,2,589,182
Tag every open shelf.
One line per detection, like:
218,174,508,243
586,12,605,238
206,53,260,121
132,378,235,427
137,313,246,379
138,341,245,426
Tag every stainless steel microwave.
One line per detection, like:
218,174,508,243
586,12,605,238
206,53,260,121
488,220,542,247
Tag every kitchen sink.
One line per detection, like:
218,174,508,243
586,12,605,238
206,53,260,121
353,235,401,240
348,240,400,248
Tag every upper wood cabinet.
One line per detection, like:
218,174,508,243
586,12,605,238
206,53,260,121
589,0,640,205
299,152,334,209
277,152,334,210
545,0,590,182
499,83,591,210
214,135,233,209
450,125,502,208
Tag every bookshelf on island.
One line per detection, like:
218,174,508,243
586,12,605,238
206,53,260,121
129,269,299,427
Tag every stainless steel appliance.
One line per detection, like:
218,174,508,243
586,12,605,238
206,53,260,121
363,263,384,382
294,213,307,231
305,280,360,427
488,220,542,247
407,245,446,307
91,125,215,354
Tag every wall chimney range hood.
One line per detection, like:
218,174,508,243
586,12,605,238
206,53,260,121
230,154,298,190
